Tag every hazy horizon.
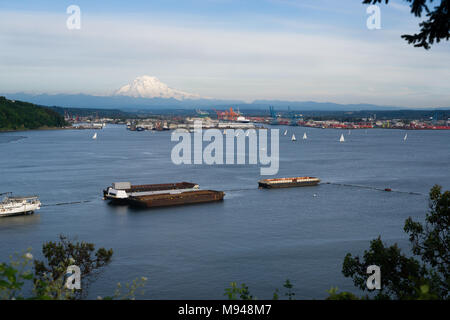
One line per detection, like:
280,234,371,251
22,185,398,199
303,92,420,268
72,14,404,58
1,0,449,108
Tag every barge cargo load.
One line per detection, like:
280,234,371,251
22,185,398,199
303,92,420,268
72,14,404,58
127,190,224,208
258,177,320,188
103,182,199,202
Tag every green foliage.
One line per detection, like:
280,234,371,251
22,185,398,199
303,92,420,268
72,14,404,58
272,288,279,300
283,279,295,300
225,279,296,300
339,185,449,300
326,287,361,300
0,251,34,300
404,185,449,297
224,282,255,300
0,237,147,300
0,250,75,300
0,96,67,131
363,0,450,49
103,277,148,300
33,234,113,299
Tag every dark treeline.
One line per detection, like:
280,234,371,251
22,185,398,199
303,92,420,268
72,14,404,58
0,97,67,131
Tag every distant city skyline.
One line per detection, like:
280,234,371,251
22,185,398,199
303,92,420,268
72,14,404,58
0,0,449,108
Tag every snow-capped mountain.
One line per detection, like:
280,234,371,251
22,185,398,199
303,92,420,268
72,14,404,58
114,75,201,100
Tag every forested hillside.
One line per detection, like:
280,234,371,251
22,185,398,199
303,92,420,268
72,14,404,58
0,96,67,131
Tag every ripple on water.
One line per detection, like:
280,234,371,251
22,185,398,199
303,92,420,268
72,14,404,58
0,135,27,144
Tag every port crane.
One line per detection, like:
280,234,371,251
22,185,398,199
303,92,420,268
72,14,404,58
214,107,239,121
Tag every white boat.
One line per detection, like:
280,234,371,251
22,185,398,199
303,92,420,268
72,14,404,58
236,116,250,123
291,134,296,141
92,133,97,140
404,133,408,141
0,193,41,217
284,130,288,136
245,131,249,137
303,132,307,140
339,134,345,142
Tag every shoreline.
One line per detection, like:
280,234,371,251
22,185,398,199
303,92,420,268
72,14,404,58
0,126,74,133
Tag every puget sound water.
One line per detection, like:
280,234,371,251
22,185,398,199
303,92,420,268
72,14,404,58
0,125,449,299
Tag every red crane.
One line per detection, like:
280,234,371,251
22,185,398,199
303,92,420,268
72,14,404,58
214,107,239,121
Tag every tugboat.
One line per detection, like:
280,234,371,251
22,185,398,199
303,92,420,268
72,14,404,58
103,182,199,203
0,193,41,217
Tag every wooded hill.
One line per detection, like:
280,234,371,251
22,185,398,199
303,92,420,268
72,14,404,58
0,96,67,131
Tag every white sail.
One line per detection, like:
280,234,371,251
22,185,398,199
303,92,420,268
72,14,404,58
291,134,296,141
284,130,287,136
245,131,249,137
92,133,97,140
339,134,345,142
404,133,408,141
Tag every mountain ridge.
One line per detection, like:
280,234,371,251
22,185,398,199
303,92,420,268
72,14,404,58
3,92,446,111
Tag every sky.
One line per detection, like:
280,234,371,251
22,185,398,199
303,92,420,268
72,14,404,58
0,0,449,107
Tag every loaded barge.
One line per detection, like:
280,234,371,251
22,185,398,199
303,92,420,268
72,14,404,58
258,177,320,188
127,190,224,208
103,182,224,208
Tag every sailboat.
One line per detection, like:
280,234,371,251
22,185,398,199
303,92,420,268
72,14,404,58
92,133,97,140
245,131,249,137
284,130,288,136
303,132,307,140
291,134,296,141
404,133,408,141
339,134,345,142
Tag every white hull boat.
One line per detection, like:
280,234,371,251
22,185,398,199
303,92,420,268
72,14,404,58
0,193,41,217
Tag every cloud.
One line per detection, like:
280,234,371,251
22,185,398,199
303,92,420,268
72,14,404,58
0,8,449,107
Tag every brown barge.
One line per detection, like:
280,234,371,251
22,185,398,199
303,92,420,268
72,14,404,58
127,190,225,208
258,177,320,188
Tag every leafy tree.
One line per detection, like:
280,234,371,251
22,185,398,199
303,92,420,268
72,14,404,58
0,250,74,300
224,280,296,300
0,252,35,300
33,235,113,299
326,287,361,300
404,185,449,297
0,96,67,131
224,282,255,300
283,279,295,300
363,0,450,49
340,185,448,299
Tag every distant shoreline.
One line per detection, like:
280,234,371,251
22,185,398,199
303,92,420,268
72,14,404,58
0,126,74,133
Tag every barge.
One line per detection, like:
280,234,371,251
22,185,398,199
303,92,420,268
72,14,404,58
103,181,199,202
258,177,320,189
127,190,225,208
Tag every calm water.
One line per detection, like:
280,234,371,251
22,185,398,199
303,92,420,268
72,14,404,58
0,125,449,299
